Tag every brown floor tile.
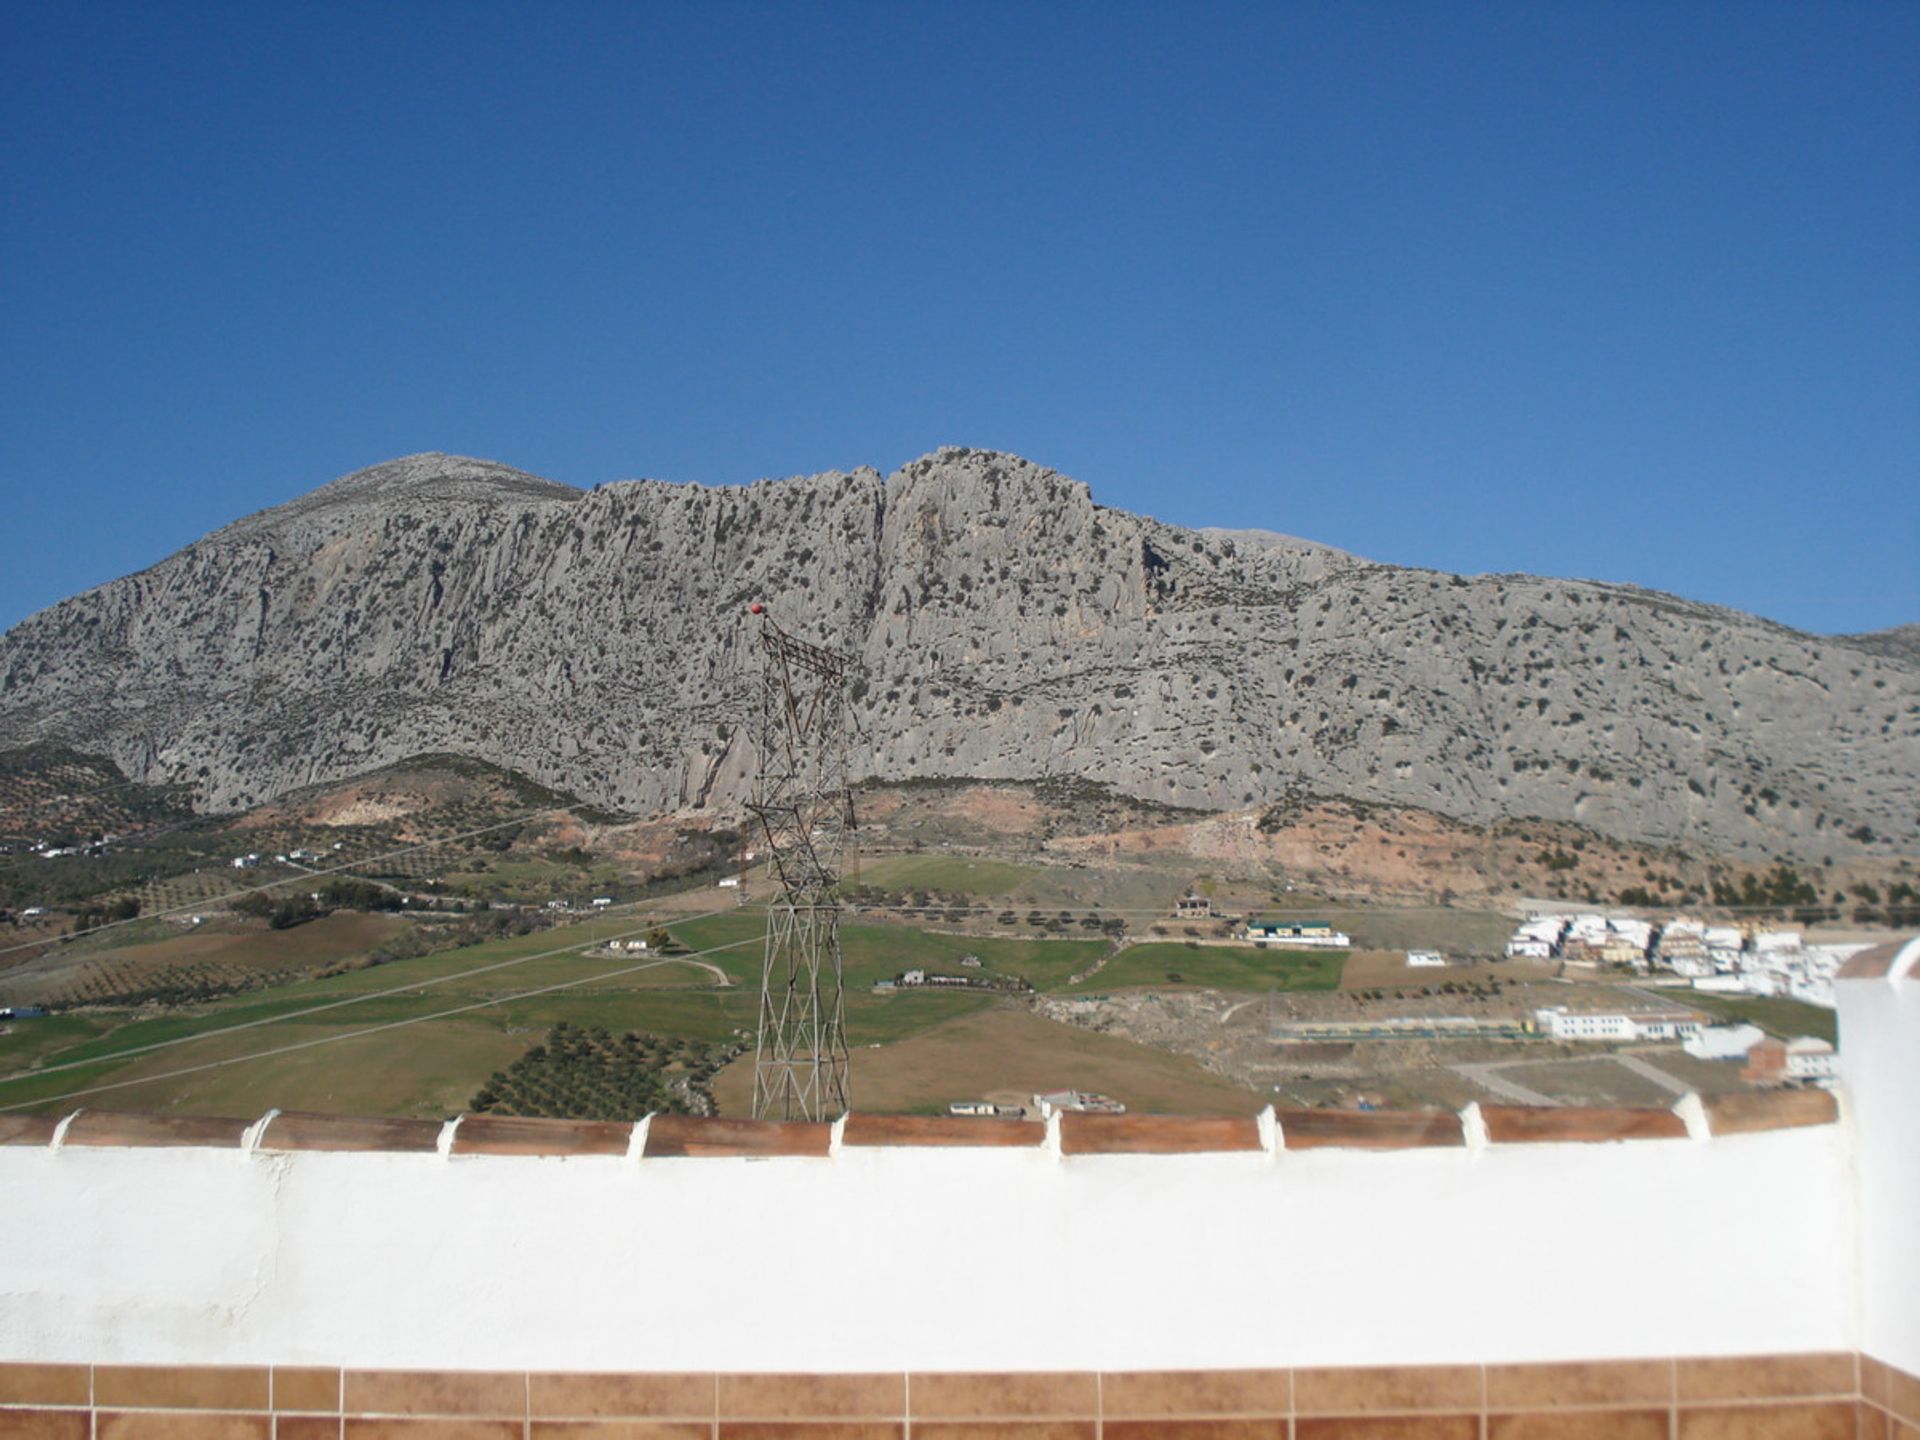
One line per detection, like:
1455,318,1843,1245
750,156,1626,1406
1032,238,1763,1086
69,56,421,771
915,1425,1097,1440
1488,1411,1668,1440
530,1373,713,1418
0,1411,90,1440
274,1367,342,1413
1104,1422,1288,1439
1486,1359,1670,1410
532,1425,714,1440
716,1426,904,1440
97,1415,271,1440
343,1422,522,1440
1861,1358,1891,1409
718,1374,903,1419
276,1420,343,1440
1889,1365,1920,1425
1676,1400,1855,1439
0,1364,91,1406
95,1365,271,1411
1676,1354,1854,1402
909,1372,1096,1418
1295,1365,1480,1415
344,1369,524,1417
1101,1369,1291,1418
1296,1418,1479,1440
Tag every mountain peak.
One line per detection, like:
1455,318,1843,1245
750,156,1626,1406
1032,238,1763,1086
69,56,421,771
220,453,581,539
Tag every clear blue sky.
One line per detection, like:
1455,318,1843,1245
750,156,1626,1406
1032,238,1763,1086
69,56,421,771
3,1,1915,636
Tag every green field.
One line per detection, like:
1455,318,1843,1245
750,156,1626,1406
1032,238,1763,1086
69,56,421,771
1676,990,1838,1045
665,913,1107,993
853,854,1043,897
1089,942,1345,992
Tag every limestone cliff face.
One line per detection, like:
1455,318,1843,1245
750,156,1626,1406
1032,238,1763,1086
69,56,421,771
1,448,1913,861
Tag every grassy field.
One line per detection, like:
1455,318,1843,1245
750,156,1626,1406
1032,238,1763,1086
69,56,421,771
664,913,1107,993
853,854,1044,897
0,906,1095,1117
1674,991,1838,1045
1086,942,1345,993
0,911,413,1007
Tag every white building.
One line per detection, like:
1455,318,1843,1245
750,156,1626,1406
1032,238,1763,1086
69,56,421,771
1406,950,1447,967
1533,1007,1704,1043
1786,1036,1839,1080
1685,1023,1767,1061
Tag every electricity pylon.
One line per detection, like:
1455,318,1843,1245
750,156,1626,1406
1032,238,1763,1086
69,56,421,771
745,604,855,1120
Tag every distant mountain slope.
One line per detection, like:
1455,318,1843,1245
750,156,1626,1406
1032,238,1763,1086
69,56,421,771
1,447,1913,861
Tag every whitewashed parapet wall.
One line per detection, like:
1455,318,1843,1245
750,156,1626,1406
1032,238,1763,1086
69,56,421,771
1835,934,1920,1378
0,1096,1858,1374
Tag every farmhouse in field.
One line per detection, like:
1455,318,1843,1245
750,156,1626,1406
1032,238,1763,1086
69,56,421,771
1242,918,1352,948
1173,892,1213,919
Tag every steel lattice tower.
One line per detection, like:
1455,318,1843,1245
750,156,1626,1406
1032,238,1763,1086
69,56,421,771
746,607,855,1120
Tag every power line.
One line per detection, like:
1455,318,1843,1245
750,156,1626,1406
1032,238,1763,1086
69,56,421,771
0,929,767,1114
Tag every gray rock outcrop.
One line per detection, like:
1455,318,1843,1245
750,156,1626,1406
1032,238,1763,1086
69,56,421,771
2,448,1913,861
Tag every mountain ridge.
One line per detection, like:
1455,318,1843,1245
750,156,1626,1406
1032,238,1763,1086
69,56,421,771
2,447,1913,863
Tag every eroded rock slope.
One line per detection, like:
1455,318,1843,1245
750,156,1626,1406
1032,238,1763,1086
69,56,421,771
2,448,1913,860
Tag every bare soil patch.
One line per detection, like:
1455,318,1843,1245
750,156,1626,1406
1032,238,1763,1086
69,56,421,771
709,1002,1266,1117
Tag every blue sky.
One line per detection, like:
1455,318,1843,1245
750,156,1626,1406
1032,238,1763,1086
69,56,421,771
3,1,1915,636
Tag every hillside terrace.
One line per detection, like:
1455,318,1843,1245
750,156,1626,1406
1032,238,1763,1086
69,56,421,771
0,937,1913,1438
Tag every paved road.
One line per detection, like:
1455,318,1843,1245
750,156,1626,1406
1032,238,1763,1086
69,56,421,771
1612,1050,1692,1097
1452,1062,1557,1106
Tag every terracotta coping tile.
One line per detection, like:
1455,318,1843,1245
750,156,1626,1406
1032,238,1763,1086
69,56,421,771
1059,1113,1263,1155
1294,1363,1481,1415
717,1372,904,1418
1104,1424,1285,1440
529,1371,715,1418
62,1110,252,1149
1099,1369,1291,1417
1673,1399,1856,1439
1869,1356,1920,1424
258,1112,445,1153
643,1115,831,1158
1480,1106,1687,1144
1278,1108,1465,1149
1675,1351,1854,1402
1485,1359,1672,1410
0,1361,92,1405
343,1367,526,1417
1700,1089,1838,1136
94,1363,270,1410
273,1366,342,1413
908,1371,1097,1417
841,1114,1044,1148
0,1114,62,1146
1836,936,1919,981
451,1115,633,1157
1487,1411,1669,1440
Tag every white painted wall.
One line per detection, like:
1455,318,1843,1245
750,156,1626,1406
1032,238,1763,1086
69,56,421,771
0,1121,1855,1372
1836,938,1920,1376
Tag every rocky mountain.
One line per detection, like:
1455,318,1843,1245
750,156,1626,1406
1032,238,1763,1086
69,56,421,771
1,448,1914,861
